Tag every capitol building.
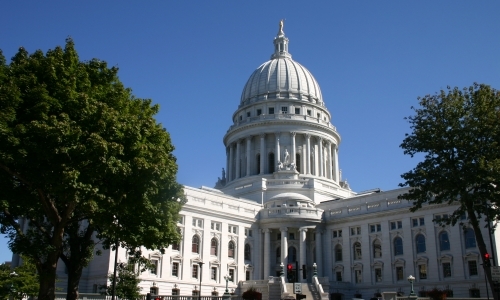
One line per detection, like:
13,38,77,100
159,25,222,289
57,24,498,299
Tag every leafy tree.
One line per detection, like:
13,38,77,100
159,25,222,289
101,262,142,300
0,258,39,300
399,83,500,299
0,39,185,300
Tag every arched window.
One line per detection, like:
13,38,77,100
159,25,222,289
439,232,450,251
394,237,403,255
296,153,301,173
228,241,235,258
416,234,426,253
276,247,281,263
465,229,477,248
335,244,343,262
288,247,297,263
192,235,200,253
256,154,260,174
244,244,251,261
373,240,382,258
210,238,218,256
268,153,275,173
353,242,362,260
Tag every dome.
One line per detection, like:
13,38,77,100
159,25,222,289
240,26,323,105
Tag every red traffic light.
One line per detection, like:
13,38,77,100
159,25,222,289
287,264,293,271
484,253,490,260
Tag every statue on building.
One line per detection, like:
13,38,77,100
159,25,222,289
278,19,284,35
283,149,290,165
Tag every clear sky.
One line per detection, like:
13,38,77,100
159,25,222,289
1,1,499,263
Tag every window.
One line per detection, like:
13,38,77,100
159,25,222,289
229,269,235,282
469,260,478,276
211,222,221,231
211,267,217,281
239,115,242,121
443,262,451,278
435,214,449,221
192,264,199,279
289,233,295,240
277,233,281,240
192,218,203,228
370,224,381,233
210,238,218,256
281,106,288,114
246,270,251,280
177,215,184,224
333,230,342,238
412,217,425,227
335,245,343,262
336,271,342,281
288,246,297,263
351,226,361,236
172,262,179,277
268,107,275,114
439,232,450,251
150,287,158,295
192,290,199,297
212,291,219,296
353,242,362,260
244,244,251,261
390,221,402,230
375,268,382,282
151,259,158,275
172,289,179,296
465,228,477,248
228,225,238,234
244,228,252,237
257,109,262,116
373,240,382,258
396,266,404,281
418,264,427,279
172,242,180,251
192,235,200,253
355,269,362,283
295,107,300,114
228,241,235,258
416,234,426,253
307,109,311,116
317,113,321,118
246,112,250,117
394,237,403,255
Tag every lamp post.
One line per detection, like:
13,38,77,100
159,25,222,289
407,275,416,297
313,263,318,277
198,262,204,300
280,262,284,277
111,239,119,300
223,274,231,299
9,271,18,300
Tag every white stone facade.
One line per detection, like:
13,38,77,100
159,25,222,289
53,24,498,299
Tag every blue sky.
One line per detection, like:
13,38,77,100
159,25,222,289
1,1,499,263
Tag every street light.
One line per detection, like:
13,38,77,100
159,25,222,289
280,262,284,277
224,274,230,294
313,263,318,277
198,262,204,300
407,275,416,296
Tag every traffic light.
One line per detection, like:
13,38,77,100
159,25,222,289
302,264,307,279
484,253,491,267
287,264,295,282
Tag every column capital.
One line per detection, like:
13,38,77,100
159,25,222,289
280,227,288,233
316,136,323,143
246,136,252,141
262,228,271,234
327,140,332,147
260,133,266,138
305,133,311,140
291,131,296,137
299,228,308,233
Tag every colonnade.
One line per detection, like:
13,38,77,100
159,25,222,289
225,132,339,183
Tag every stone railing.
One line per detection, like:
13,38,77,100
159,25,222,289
313,276,330,300
261,206,322,220
228,113,337,132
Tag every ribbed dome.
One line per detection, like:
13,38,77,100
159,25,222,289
240,58,323,105
240,26,323,105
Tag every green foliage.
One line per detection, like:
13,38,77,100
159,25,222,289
0,258,39,300
101,262,142,300
0,39,185,300
242,287,262,300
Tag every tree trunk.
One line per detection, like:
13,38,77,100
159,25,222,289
66,264,83,300
37,257,59,300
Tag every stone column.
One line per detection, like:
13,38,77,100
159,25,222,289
335,146,339,182
306,134,311,174
317,137,323,177
315,230,322,276
299,228,307,282
226,147,230,182
228,144,234,181
260,134,265,175
263,229,271,278
246,137,251,177
275,133,281,166
327,141,333,180
236,140,241,179
291,132,296,166
280,227,288,265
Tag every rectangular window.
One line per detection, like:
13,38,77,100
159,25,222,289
257,109,262,116
336,271,342,282
211,222,221,231
307,109,311,116
351,226,361,236
172,289,179,296
370,224,381,233
268,107,274,114
239,115,242,121
172,242,180,251
192,218,203,228
229,269,235,282
333,230,342,238
245,228,252,237
419,264,427,279
355,269,362,283
469,260,478,276
443,262,451,278
246,112,250,117
172,262,179,277
295,107,300,114
246,271,250,280
317,113,321,118
412,217,425,227
177,215,184,224
192,264,199,279
228,225,238,234
211,267,217,281
396,266,404,281
375,268,382,282
281,106,288,114
151,260,158,275
289,233,295,240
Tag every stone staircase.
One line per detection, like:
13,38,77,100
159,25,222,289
284,283,321,300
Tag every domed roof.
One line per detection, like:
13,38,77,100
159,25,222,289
240,24,323,105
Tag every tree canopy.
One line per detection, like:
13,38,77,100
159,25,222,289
0,39,184,300
399,83,500,298
0,258,39,300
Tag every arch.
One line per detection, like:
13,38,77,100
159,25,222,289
296,153,301,173
244,243,251,261
439,231,450,251
256,154,260,174
353,242,362,260
288,246,297,263
210,238,218,256
416,234,426,253
464,228,476,248
373,239,382,258
228,241,236,258
335,244,343,262
192,235,200,254
394,237,403,256
268,152,275,173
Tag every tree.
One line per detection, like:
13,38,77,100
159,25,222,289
0,39,185,300
0,258,39,300
101,262,142,300
399,83,500,299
